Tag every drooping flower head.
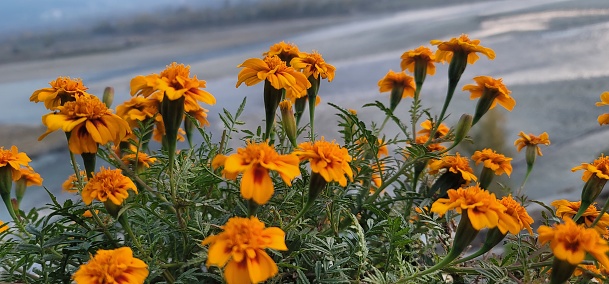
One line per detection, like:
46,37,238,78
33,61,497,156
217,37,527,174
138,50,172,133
464,76,515,124
213,142,300,205
514,131,551,156
499,195,534,234
81,167,137,206
264,41,300,62
471,149,513,177
72,247,149,284
39,94,131,154
552,200,609,236
428,153,477,182
430,34,496,65
0,146,31,183
596,92,609,125
431,185,514,231
417,120,450,138
294,138,354,187
202,216,287,284
400,46,437,79
538,218,609,276
414,135,447,152
121,146,157,172
15,167,43,186
290,51,336,82
30,76,88,109
236,55,311,100
572,154,609,182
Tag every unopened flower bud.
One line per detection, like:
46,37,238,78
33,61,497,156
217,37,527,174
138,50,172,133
574,175,608,221
279,100,298,147
452,114,472,147
102,87,114,108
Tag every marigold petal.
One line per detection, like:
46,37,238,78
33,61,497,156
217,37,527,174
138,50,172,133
247,251,278,284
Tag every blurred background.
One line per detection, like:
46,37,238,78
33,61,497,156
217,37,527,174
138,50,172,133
2,0,609,221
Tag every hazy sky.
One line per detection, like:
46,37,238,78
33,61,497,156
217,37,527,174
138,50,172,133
0,0,226,35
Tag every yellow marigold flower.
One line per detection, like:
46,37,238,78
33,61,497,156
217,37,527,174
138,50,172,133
221,142,300,205
264,41,300,62
202,216,287,284
0,146,32,181
236,55,311,100
430,34,496,64
290,51,336,82
72,247,148,284
131,62,216,105
417,120,450,138
400,46,437,75
471,149,513,176
378,70,416,99
116,96,158,128
431,185,513,231
463,76,515,111
499,195,534,234
0,220,7,233
574,264,607,282
551,200,609,235
81,167,137,206
514,131,550,156
186,106,210,127
428,153,477,182
62,171,87,193
595,92,609,125
15,167,43,186
39,94,131,154
294,138,354,187
30,76,88,109
538,218,609,268
414,135,447,152
572,155,609,182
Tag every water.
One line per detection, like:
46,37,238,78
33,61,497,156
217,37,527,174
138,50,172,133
2,0,609,221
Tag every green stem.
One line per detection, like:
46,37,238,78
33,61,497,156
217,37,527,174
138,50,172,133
308,77,320,141
118,214,144,252
517,163,533,197
89,208,119,248
284,199,315,231
1,192,30,237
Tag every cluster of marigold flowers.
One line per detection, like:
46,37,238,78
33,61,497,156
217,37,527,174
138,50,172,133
2,33,609,284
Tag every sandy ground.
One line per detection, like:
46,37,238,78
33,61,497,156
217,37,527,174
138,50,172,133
3,0,609,220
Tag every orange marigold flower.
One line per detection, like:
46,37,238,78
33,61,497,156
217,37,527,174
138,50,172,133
596,92,609,125
72,247,148,284
130,62,216,106
514,131,550,156
572,155,609,182
499,195,534,234
573,264,607,282
431,185,515,231
414,135,447,152
430,34,496,64
0,146,31,181
463,76,515,111
236,55,311,100
202,216,287,284
81,167,137,206
15,167,43,186
400,46,437,75
417,120,450,138
290,51,336,82
82,210,99,218
0,220,7,233
62,171,87,193
471,149,513,176
39,94,131,154
264,41,301,62
30,76,88,109
552,199,609,235
378,70,416,99
218,142,300,205
122,150,157,169
294,138,354,187
116,96,159,129
538,218,609,268
428,153,477,182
